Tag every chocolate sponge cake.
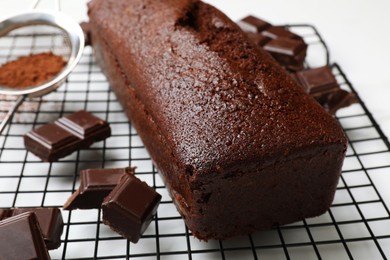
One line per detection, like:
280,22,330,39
87,0,347,240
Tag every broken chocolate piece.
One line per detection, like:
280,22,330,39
24,123,81,161
326,89,358,114
295,66,340,97
56,110,109,139
0,212,50,259
0,207,63,250
264,37,307,71
264,38,307,56
246,32,271,47
237,15,271,32
292,66,358,114
0,209,11,219
64,167,135,210
102,172,161,243
6,207,64,250
262,26,304,41
239,15,307,71
24,110,111,161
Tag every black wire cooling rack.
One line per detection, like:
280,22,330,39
1,24,390,259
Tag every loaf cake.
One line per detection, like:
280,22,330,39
87,0,347,240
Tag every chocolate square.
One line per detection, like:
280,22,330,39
295,66,339,96
9,208,63,250
102,173,161,243
28,123,80,150
292,66,357,114
24,110,111,162
264,37,307,56
264,38,307,71
24,123,81,161
326,89,358,114
0,212,50,259
239,16,308,72
246,32,271,47
0,209,11,219
64,167,134,210
262,26,303,41
238,15,270,32
56,110,110,138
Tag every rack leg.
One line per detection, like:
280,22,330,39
0,95,26,135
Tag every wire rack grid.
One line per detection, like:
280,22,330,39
1,24,390,260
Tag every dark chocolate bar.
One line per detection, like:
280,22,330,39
294,66,340,97
237,15,270,32
238,15,307,71
102,172,161,243
64,167,135,210
262,26,304,41
24,110,111,162
326,89,358,114
0,212,50,259
263,37,307,71
0,207,63,250
246,32,271,47
0,208,10,219
292,66,357,114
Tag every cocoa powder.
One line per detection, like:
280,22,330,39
0,52,66,88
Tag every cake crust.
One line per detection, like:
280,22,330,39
87,0,347,240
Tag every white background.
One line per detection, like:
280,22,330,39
1,0,390,207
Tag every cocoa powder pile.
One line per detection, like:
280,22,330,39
0,52,66,88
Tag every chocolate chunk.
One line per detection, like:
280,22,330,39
262,26,304,42
64,167,135,210
264,38,306,56
102,172,161,243
0,212,50,259
246,32,271,47
237,15,271,32
56,110,108,139
5,207,64,250
295,66,340,97
24,123,81,161
263,37,307,71
292,66,358,114
239,16,307,71
24,110,111,161
326,89,358,114
0,209,11,219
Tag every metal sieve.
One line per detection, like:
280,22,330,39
0,0,84,134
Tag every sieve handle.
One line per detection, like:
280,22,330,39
0,95,26,135
31,0,60,11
